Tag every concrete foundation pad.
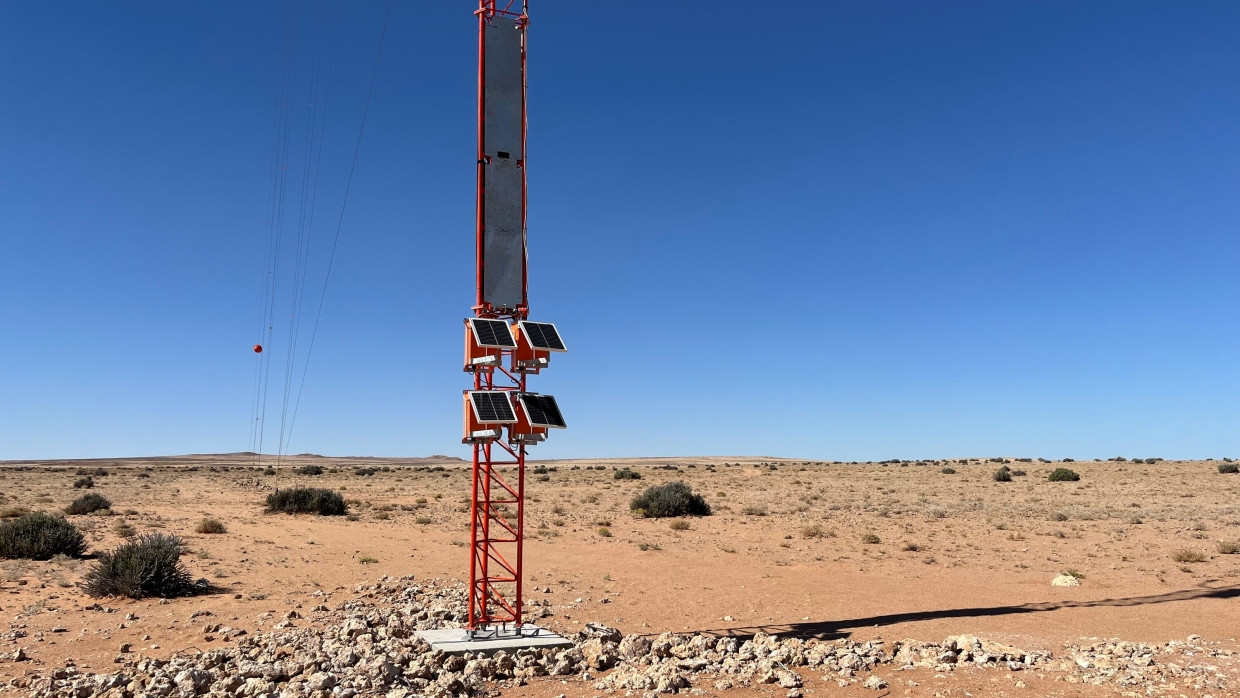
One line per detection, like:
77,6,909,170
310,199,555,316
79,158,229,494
416,625,573,655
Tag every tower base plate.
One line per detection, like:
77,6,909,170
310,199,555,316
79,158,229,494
416,624,573,655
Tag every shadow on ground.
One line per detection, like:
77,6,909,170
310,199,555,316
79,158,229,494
687,583,1240,641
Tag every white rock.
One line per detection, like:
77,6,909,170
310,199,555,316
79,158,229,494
1051,574,1081,587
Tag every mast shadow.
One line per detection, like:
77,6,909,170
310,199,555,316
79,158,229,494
683,583,1240,642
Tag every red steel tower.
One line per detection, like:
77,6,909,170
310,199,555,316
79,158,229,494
461,0,567,636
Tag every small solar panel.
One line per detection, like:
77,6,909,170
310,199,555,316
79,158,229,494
519,321,566,352
468,391,517,423
518,393,566,428
469,318,516,349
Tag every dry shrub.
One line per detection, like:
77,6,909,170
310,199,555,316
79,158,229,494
195,518,227,534
800,524,825,539
1171,549,1207,563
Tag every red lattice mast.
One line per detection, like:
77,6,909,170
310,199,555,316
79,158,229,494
462,0,565,635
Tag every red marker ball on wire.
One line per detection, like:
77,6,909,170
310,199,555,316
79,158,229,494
253,344,263,353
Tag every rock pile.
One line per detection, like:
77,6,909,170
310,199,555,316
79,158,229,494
9,576,1236,698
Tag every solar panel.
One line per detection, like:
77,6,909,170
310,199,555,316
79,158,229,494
468,391,517,423
518,393,566,428
519,321,566,352
469,318,516,348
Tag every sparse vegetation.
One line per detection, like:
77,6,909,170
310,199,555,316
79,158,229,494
630,481,711,518
113,520,136,539
73,476,94,489
940,467,956,474
669,520,691,531
1049,468,1081,482
861,532,881,544
294,465,324,476
741,505,768,516
613,468,642,480
84,533,201,599
1217,540,1240,555
0,512,86,560
993,466,1012,482
265,487,348,516
597,526,612,537
1218,463,1239,474
195,518,227,534
65,493,112,515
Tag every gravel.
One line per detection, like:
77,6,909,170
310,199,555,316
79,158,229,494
9,576,1236,697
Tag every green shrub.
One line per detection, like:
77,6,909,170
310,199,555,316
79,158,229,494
265,488,348,516
65,493,112,515
73,476,94,489
630,482,711,518
1218,463,1239,474
532,466,549,475
993,466,1012,482
613,468,642,480
84,534,202,599
0,512,86,560
294,465,324,476
195,518,227,534
1048,468,1081,482
354,467,378,476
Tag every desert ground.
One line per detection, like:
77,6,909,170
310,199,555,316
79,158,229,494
0,453,1238,697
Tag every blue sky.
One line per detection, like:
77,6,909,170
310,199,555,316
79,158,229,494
1,2,1237,462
